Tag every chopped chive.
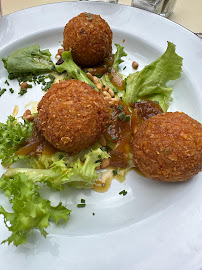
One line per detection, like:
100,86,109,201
123,66,126,70
5,80,9,86
86,13,92,20
9,88,14,93
109,75,113,80
118,112,125,120
77,203,86,208
125,115,130,122
119,190,127,196
81,199,85,203
0,88,6,96
118,105,123,111
92,213,95,216
95,73,102,78
113,170,117,176
113,88,118,94
165,148,170,155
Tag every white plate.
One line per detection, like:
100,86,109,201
0,2,202,269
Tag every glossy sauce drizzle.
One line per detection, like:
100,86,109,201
15,118,57,157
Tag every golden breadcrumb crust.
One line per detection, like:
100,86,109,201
132,112,202,182
63,12,112,67
37,80,110,153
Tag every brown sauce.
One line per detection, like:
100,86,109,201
105,100,135,168
130,100,163,133
55,48,64,58
93,167,127,193
84,55,114,77
105,100,163,168
107,67,125,91
15,118,57,157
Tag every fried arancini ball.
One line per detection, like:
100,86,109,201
37,80,110,153
63,13,113,67
132,112,202,182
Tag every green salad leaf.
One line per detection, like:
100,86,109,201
0,116,33,167
0,173,70,246
112,44,127,73
55,50,98,91
4,148,110,190
123,42,183,111
2,44,54,75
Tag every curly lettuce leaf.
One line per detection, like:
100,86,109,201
4,148,110,190
0,116,33,167
0,173,70,246
55,50,98,91
123,42,183,111
2,44,54,75
112,44,127,73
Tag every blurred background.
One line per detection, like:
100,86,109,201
0,0,202,33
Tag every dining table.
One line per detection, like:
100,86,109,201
1,0,202,33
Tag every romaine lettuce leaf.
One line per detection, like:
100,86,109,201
123,42,183,111
55,50,98,91
2,44,54,75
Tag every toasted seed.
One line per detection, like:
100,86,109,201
103,91,111,97
104,85,109,91
100,158,110,169
93,76,99,84
86,72,94,81
132,61,139,69
96,83,103,91
108,88,115,97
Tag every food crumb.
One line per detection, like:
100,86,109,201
20,82,28,90
132,61,139,69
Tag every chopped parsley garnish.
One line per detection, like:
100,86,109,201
9,88,14,93
118,112,125,120
113,170,117,176
86,13,92,21
119,190,127,196
81,199,85,203
165,148,170,155
77,203,86,208
118,105,123,111
0,88,6,97
125,115,130,122
5,80,9,86
92,213,95,216
104,58,108,62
